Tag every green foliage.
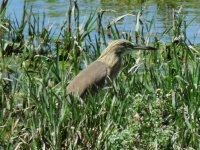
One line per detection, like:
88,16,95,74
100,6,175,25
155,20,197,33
0,1,200,149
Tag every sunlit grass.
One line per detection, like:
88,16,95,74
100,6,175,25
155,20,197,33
0,0,200,149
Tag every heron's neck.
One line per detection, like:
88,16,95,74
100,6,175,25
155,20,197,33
98,53,119,67
97,54,121,78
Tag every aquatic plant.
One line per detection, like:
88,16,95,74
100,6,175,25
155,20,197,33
0,0,200,149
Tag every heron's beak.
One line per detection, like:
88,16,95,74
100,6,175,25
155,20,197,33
133,45,157,50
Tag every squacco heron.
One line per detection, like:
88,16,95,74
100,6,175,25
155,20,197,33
67,39,156,96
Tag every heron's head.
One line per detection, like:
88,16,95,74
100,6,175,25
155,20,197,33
98,39,156,67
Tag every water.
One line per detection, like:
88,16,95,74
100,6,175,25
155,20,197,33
5,0,200,43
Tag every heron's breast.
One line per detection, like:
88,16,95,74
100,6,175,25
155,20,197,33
108,60,121,79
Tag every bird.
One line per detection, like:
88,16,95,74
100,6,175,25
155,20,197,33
67,39,156,97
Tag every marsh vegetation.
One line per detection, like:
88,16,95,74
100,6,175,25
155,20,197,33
0,0,200,149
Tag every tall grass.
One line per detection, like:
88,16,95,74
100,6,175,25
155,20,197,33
0,0,200,149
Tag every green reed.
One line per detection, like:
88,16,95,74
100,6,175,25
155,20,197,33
0,0,200,149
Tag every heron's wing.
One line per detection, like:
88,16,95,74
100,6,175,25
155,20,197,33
67,61,108,96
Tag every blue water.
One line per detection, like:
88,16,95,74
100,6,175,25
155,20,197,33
5,0,200,43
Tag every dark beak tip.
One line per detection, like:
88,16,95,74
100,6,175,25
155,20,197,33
133,44,157,50
149,47,157,50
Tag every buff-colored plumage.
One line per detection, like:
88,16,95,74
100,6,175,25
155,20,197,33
67,39,156,96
